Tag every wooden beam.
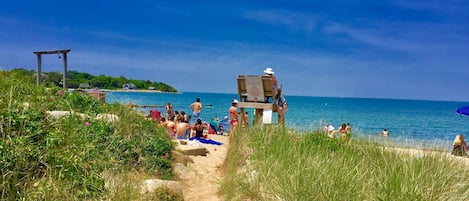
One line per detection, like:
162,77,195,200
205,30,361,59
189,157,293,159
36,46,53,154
34,49,71,55
237,102,273,109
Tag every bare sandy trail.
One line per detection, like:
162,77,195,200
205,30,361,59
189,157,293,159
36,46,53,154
179,135,229,201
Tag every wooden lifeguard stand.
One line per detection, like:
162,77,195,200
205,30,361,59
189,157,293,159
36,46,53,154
236,75,286,127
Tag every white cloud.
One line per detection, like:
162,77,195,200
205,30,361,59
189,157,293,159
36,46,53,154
242,9,318,33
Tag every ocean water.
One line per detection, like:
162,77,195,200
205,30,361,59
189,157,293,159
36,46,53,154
106,91,469,150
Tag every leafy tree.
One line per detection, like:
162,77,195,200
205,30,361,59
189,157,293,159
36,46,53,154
44,71,63,87
5,68,178,92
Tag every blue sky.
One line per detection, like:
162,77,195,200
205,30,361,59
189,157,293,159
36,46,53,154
1,0,468,102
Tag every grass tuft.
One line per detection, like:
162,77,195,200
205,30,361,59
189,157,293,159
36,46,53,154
222,125,469,200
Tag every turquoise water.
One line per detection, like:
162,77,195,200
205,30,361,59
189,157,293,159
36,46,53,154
106,91,469,150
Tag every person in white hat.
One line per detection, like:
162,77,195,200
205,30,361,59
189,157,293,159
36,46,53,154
228,99,239,138
263,67,279,101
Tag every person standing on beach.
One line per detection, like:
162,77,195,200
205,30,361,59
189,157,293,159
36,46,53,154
229,99,239,138
324,123,335,138
345,123,352,142
190,98,202,122
381,128,389,138
165,102,174,120
338,123,347,141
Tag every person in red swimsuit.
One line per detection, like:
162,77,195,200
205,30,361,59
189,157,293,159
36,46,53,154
229,99,239,137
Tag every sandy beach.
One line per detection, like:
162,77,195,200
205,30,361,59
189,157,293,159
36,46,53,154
177,135,229,201
173,133,469,201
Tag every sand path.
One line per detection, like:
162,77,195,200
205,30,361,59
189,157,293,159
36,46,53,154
180,135,229,201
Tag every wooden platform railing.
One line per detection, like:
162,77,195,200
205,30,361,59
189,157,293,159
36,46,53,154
237,75,276,103
237,75,285,127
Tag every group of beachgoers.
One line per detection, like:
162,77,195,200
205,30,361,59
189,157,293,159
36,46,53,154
323,122,352,142
158,98,203,139
156,97,240,142
324,123,468,157
155,67,283,141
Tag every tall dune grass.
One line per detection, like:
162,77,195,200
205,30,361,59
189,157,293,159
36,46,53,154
0,71,178,200
223,125,469,200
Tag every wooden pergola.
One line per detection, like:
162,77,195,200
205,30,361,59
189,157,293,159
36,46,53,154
33,49,71,88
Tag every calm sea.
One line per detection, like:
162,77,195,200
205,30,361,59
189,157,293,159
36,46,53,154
106,91,469,151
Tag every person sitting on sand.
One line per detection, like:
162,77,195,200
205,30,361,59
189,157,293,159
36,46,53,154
159,117,167,127
180,111,190,122
193,118,206,138
451,134,468,157
165,118,176,138
173,111,180,122
175,117,191,139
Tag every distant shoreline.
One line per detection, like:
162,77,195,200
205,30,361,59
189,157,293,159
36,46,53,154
105,89,181,94
70,88,181,94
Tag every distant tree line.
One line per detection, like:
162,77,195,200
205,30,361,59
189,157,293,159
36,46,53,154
6,68,178,92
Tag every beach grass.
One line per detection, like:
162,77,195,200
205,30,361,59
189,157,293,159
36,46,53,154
222,125,469,200
0,71,177,200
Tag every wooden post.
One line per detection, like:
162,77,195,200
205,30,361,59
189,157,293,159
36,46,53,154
36,54,41,85
62,52,68,89
240,107,246,127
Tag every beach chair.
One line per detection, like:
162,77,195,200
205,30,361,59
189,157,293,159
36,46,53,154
149,110,162,121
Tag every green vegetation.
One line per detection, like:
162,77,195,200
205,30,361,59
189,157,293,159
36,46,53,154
7,68,178,92
222,126,469,200
0,70,181,200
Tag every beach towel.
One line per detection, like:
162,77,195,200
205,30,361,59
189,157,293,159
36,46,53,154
189,137,223,145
